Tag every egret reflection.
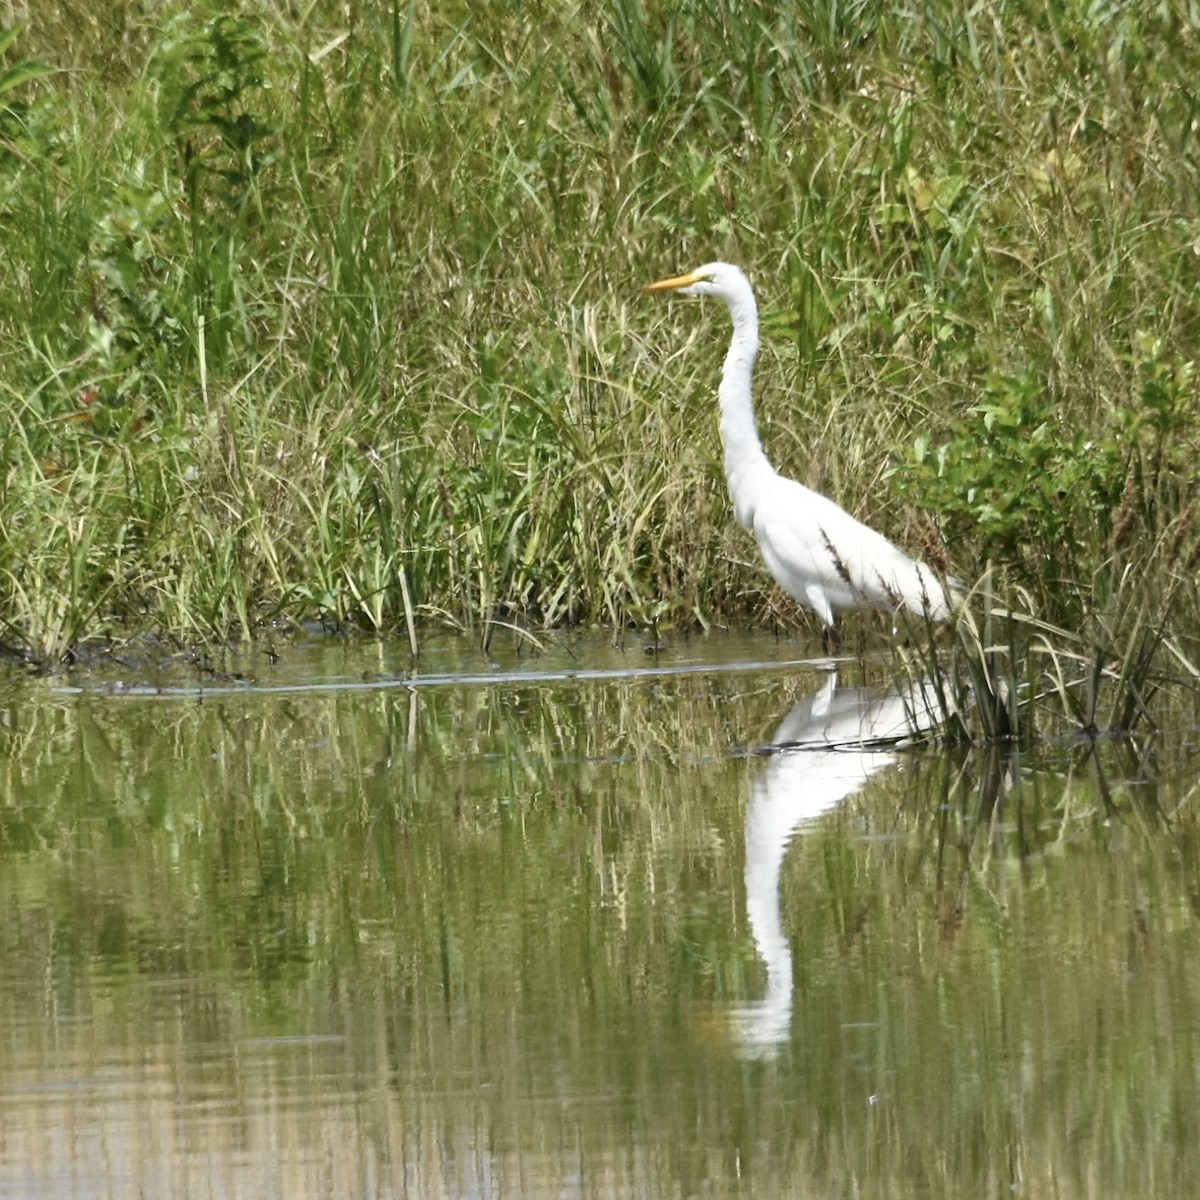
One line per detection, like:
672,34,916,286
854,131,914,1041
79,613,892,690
733,674,938,1056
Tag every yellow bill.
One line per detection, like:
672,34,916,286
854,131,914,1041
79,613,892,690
643,270,706,293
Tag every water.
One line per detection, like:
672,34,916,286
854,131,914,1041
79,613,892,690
2,631,1200,1198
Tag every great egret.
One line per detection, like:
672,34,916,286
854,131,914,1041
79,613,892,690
645,262,952,639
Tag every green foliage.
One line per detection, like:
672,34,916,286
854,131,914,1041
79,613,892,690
901,370,1126,593
86,172,192,385
0,24,53,146
1,0,1200,662
1121,333,1200,528
151,6,278,217
901,337,1199,609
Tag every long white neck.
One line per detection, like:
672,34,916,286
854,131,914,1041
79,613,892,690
718,289,774,528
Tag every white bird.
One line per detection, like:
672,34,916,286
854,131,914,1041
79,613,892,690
645,262,953,641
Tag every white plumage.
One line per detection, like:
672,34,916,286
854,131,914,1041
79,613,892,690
645,262,952,636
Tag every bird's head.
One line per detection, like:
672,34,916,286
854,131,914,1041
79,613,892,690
643,262,754,309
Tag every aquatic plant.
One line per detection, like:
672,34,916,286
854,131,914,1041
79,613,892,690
888,560,1192,747
0,2,1198,672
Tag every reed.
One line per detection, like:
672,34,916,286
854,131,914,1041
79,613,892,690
0,1,1198,671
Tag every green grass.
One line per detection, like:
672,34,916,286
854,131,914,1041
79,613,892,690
2,1,1200,672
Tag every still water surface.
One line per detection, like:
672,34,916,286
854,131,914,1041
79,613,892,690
2,631,1200,1198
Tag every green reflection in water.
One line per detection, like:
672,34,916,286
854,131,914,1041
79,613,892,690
0,636,1199,1198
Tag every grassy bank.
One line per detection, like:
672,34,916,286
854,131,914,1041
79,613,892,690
2,1,1200,664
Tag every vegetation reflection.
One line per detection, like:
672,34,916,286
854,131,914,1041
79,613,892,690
1,659,1199,1196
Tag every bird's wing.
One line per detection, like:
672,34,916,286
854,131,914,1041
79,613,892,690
754,477,938,614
